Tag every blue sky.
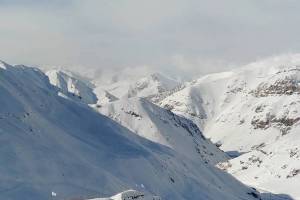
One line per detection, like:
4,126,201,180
1,0,300,77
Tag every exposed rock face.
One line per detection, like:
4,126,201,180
250,110,300,136
251,78,300,97
287,169,300,179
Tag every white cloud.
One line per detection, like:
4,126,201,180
1,0,300,78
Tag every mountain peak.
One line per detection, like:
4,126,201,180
127,72,181,98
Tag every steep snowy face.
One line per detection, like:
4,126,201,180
0,63,259,200
46,69,97,104
96,98,227,165
159,59,300,198
159,71,234,130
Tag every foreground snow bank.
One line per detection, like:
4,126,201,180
89,190,161,200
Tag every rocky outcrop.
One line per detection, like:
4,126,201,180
251,78,300,97
251,113,300,135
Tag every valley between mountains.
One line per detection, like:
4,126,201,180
1,55,300,199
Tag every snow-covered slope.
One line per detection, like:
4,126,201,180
159,55,300,199
0,61,261,200
89,190,161,200
96,97,227,165
159,71,233,130
46,69,97,104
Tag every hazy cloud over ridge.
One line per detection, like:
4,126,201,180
1,0,300,78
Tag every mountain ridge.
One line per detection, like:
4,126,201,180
158,56,300,199
0,61,263,199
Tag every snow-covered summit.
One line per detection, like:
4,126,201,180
127,73,181,98
94,73,181,102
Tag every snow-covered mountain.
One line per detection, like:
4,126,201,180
0,61,263,200
126,73,180,98
96,97,227,165
94,73,181,102
159,55,300,199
